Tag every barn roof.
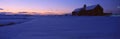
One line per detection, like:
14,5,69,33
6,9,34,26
73,8,83,13
86,5,98,10
73,5,98,13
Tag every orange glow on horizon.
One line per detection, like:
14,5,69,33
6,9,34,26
0,8,69,15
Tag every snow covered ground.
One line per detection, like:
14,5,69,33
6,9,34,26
0,16,120,39
0,15,33,26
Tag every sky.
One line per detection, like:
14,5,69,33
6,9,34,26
0,0,120,15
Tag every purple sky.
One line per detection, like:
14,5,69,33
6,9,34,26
0,0,120,14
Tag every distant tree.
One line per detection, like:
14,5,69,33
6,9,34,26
0,8,3,10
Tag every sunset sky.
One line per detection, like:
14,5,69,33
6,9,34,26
0,0,120,15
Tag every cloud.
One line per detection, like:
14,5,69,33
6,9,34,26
0,8,4,10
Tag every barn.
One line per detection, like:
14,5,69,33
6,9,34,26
72,4,105,16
